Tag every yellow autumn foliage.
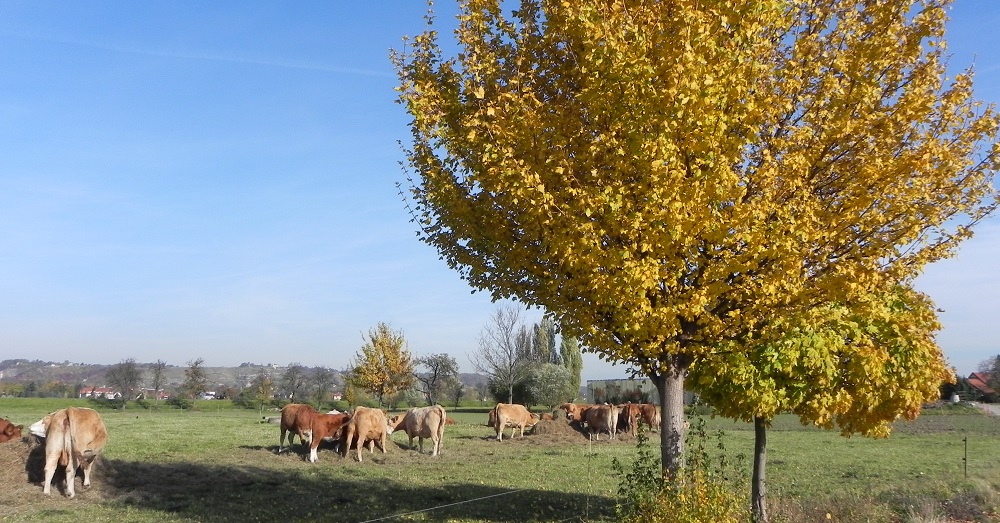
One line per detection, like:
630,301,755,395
394,0,998,465
349,323,415,407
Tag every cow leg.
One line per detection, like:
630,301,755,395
42,454,58,495
64,454,78,499
408,435,415,451
279,428,288,453
80,453,96,488
417,437,424,454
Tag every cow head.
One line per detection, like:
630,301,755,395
29,414,52,439
386,414,402,435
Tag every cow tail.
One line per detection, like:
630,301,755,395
63,413,78,471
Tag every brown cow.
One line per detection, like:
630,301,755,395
279,403,317,453
638,403,661,431
558,402,597,429
29,407,107,498
0,418,23,443
308,412,351,463
340,406,390,462
584,404,619,440
490,403,539,441
618,403,641,435
388,405,446,456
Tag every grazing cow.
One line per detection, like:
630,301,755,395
0,418,24,443
388,405,446,456
584,404,619,440
618,403,641,435
308,412,351,463
279,403,317,453
340,406,390,462
490,403,539,441
445,417,456,425
29,407,107,498
638,403,661,431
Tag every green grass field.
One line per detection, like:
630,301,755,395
1,399,998,522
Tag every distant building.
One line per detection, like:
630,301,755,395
958,372,997,401
79,386,120,400
141,388,170,401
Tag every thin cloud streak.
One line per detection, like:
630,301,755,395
0,29,391,77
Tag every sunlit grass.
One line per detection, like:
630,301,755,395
3,399,1000,522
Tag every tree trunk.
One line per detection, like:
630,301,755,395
508,384,514,404
752,416,769,523
652,357,689,476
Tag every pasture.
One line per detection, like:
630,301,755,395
1,399,999,523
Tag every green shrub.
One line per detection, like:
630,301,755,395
167,397,194,410
613,418,750,523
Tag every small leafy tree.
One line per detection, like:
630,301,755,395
251,370,276,416
527,363,575,410
180,358,209,400
105,358,143,410
349,323,415,407
692,286,951,522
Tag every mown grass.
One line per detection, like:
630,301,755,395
2,399,999,522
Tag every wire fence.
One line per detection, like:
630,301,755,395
355,435,628,523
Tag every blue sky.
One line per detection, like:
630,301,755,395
0,2,997,383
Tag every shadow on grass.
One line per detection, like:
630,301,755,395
85,458,614,522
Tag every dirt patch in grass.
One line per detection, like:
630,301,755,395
0,436,118,518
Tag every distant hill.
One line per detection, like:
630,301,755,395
0,359,490,393
0,359,331,390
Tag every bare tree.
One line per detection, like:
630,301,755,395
471,304,531,404
280,363,309,401
149,359,167,409
415,353,460,405
311,366,337,408
105,358,143,410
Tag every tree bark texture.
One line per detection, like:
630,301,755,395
752,416,769,523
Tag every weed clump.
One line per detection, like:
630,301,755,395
613,418,749,523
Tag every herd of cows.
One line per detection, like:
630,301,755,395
0,400,662,499
280,400,663,462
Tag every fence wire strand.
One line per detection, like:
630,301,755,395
358,425,618,523
357,488,528,523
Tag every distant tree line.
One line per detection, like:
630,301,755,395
3,305,584,412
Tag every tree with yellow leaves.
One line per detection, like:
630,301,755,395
393,0,998,475
692,285,951,521
349,323,415,407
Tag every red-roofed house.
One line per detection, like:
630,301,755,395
79,386,120,399
966,373,996,400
